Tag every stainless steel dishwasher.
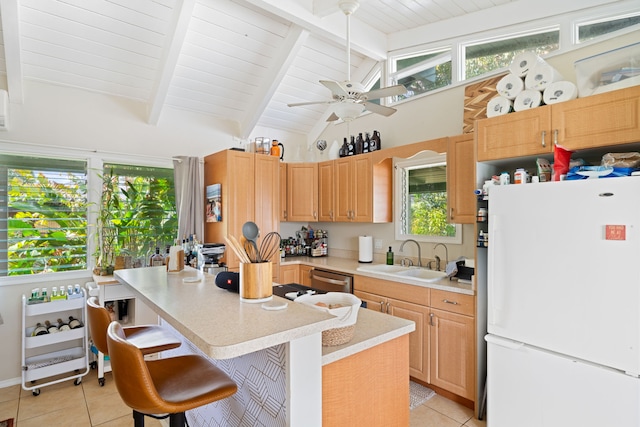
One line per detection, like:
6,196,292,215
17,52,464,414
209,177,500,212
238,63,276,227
310,268,353,293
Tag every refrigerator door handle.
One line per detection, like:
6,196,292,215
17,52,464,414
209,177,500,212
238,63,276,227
485,334,524,350
488,214,504,327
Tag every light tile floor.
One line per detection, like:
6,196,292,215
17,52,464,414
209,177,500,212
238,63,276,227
0,371,486,426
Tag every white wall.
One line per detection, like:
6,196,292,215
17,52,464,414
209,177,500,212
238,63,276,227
0,30,637,385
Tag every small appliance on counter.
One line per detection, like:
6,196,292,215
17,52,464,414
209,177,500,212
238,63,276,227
201,243,227,275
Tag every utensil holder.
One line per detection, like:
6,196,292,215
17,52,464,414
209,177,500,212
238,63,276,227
240,262,272,302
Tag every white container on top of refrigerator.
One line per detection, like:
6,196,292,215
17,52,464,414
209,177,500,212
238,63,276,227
485,177,640,427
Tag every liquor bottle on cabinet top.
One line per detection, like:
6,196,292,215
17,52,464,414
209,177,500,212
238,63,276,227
339,138,348,157
364,132,372,152
347,136,355,156
371,130,381,151
355,133,363,154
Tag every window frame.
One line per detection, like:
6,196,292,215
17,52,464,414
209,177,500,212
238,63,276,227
394,152,462,245
0,142,174,286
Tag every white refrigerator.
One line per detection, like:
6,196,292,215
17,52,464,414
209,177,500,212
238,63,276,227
486,177,640,426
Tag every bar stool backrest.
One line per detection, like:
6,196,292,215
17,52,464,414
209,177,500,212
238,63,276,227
87,296,112,355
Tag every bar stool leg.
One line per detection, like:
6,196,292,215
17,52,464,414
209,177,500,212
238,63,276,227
169,412,186,427
133,410,145,427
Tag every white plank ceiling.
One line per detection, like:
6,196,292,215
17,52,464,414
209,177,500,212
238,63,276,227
0,0,616,139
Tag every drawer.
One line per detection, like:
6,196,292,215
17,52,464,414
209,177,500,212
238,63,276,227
103,283,135,301
430,289,475,317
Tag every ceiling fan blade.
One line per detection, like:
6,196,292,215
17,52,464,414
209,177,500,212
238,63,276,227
288,100,333,107
326,112,340,122
363,102,397,117
360,84,407,101
320,80,349,97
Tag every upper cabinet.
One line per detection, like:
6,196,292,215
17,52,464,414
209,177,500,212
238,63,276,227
447,134,476,224
332,154,392,223
318,160,335,222
476,86,640,161
286,162,318,222
204,150,279,272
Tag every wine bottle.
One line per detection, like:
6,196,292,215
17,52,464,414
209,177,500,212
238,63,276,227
364,132,371,152
45,320,59,334
57,318,71,332
32,322,49,336
68,316,83,329
339,138,348,157
347,136,355,156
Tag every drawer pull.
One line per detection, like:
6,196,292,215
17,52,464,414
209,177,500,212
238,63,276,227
442,299,459,305
429,313,434,326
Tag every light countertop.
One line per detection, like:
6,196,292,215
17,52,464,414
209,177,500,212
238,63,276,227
281,256,475,295
113,266,414,364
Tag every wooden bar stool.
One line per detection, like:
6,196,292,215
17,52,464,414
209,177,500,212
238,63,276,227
86,296,181,386
107,321,238,427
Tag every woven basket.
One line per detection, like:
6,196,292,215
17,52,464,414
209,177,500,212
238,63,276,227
295,292,361,346
322,324,356,346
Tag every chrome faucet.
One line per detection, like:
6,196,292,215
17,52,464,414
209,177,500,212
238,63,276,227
434,243,448,271
399,239,422,267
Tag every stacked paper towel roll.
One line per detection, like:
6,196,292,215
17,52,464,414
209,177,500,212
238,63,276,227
486,52,577,118
358,235,373,263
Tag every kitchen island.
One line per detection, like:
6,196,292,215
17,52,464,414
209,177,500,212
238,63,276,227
114,266,414,427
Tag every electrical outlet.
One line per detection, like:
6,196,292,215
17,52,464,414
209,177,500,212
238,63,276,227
374,239,383,249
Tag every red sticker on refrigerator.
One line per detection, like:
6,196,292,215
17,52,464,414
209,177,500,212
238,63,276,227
605,225,626,240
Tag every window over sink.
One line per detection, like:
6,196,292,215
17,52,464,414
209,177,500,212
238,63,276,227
394,151,462,244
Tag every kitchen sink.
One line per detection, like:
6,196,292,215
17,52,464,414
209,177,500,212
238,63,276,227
395,268,447,281
356,264,448,284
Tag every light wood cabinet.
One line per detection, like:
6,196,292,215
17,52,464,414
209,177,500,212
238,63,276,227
204,150,279,277
354,275,476,401
279,163,287,221
286,163,318,222
278,264,298,284
331,154,392,223
428,289,475,401
318,160,335,222
299,264,313,287
476,86,640,161
447,134,476,224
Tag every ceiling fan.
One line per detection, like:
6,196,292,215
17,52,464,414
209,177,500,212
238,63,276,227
287,0,407,122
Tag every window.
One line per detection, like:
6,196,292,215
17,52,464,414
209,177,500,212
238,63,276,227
390,49,452,100
0,155,88,276
394,152,461,244
577,13,640,43
101,163,177,266
464,29,560,79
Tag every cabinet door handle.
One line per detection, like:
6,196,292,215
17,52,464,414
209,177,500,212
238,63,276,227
386,302,391,314
313,211,317,219
541,130,546,147
553,129,558,146
443,299,459,305
379,301,385,312
429,312,435,326
329,210,333,221
450,207,454,220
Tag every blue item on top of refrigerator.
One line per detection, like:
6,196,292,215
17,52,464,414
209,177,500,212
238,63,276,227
565,165,636,180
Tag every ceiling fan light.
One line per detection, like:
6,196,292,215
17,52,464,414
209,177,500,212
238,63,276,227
333,102,365,122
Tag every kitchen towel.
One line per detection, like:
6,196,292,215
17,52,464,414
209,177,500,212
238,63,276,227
496,73,524,99
486,96,513,117
525,62,564,91
514,89,543,111
508,51,545,77
543,81,578,104
358,235,373,263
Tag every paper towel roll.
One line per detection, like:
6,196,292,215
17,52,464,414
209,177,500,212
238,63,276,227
509,52,545,77
486,96,514,118
514,89,543,111
543,81,578,105
358,235,373,263
525,63,563,91
496,73,524,99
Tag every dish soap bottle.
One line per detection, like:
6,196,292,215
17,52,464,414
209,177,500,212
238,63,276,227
386,246,394,265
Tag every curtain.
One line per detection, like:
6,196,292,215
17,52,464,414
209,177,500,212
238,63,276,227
173,156,204,242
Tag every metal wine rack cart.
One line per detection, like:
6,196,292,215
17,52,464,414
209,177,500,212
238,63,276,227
21,289,90,396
